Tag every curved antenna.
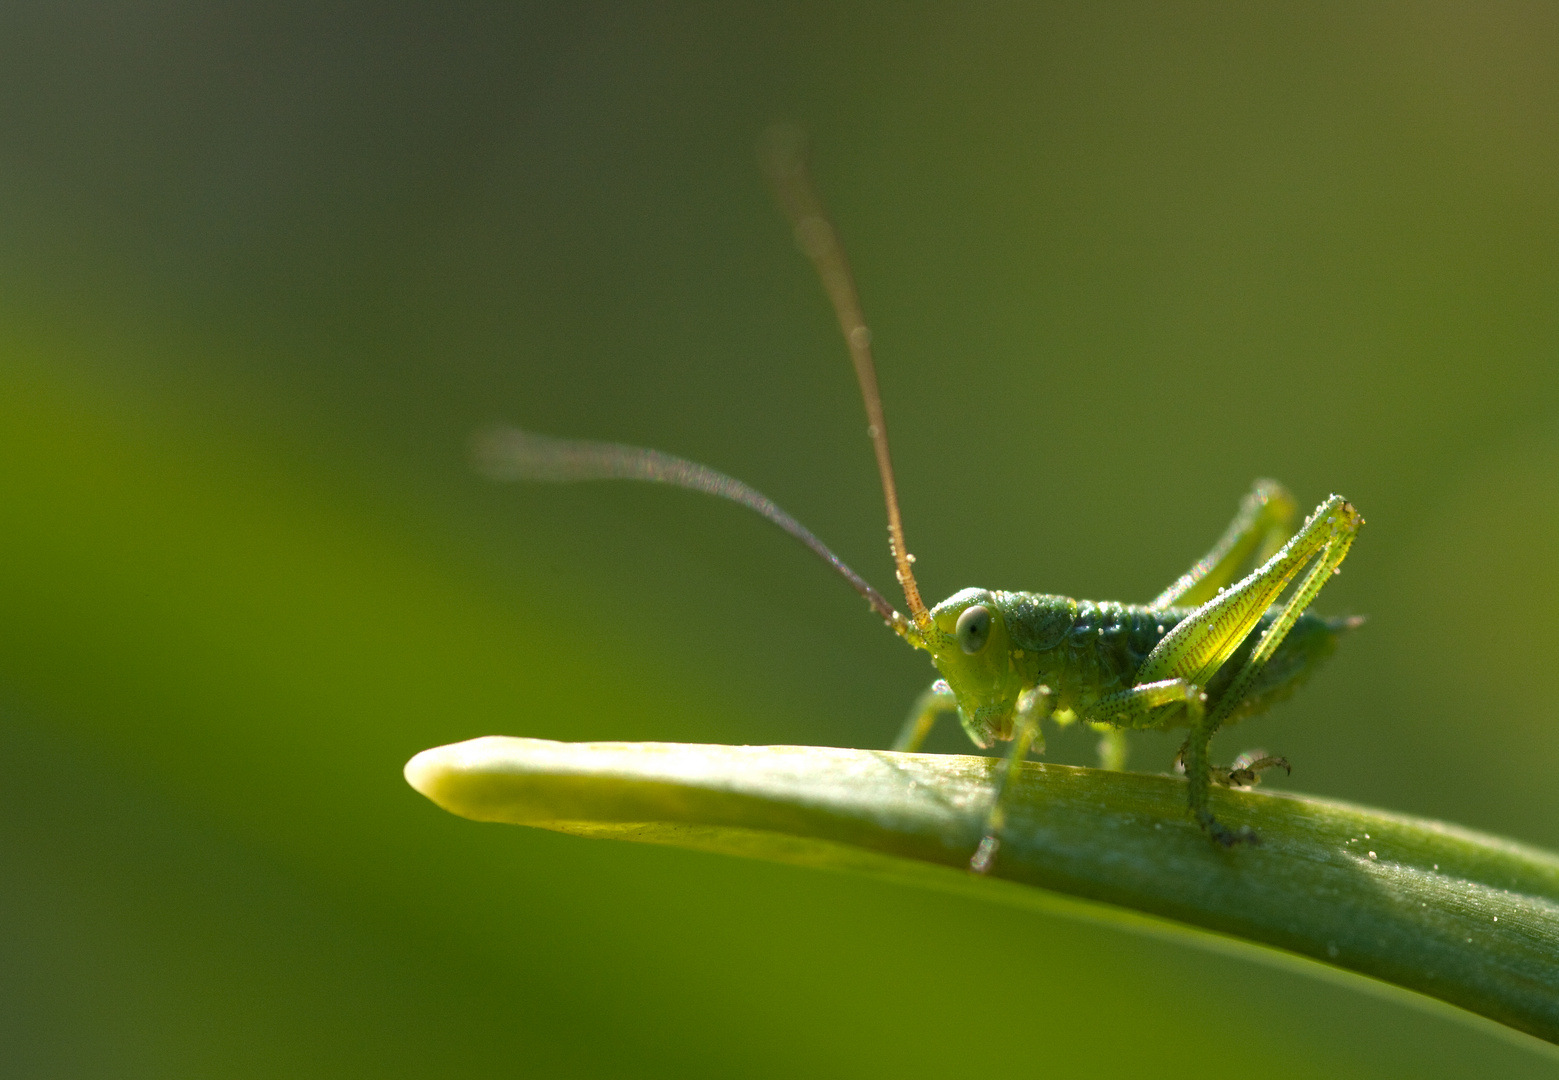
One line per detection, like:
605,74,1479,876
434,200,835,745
758,125,932,636
474,426,905,630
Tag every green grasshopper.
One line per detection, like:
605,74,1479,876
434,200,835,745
476,128,1363,868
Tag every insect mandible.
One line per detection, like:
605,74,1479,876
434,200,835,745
475,127,1364,870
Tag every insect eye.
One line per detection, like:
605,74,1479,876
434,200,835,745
956,604,992,655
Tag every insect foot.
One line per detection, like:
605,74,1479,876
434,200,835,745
969,835,1001,874
1198,811,1261,848
1219,752,1291,789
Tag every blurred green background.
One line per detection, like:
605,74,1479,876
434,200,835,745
2,2,1558,1076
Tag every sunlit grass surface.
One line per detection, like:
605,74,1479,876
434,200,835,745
408,737,1559,1045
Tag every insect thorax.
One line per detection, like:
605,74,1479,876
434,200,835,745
992,592,1181,713
990,590,1353,725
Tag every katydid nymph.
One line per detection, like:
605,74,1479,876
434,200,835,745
475,127,1364,869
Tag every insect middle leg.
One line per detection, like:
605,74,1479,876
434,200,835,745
968,679,1214,874
1094,726,1129,772
1177,745,1292,788
901,680,1138,775
1221,750,1291,788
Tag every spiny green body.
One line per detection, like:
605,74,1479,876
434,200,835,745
893,491,1363,855
924,588,1356,749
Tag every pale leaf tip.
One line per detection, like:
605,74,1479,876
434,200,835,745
404,743,463,806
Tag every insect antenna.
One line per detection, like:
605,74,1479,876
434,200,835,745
758,125,933,638
473,426,905,629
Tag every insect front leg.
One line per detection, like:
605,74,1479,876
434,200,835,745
969,685,1051,874
969,678,1204,874
1139,495,1364,843
1150,480,1296,610
892,680,957,752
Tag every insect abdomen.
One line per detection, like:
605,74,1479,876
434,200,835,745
1208,610,1362,724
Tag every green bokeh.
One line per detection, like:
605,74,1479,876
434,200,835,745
2,3,1558,1075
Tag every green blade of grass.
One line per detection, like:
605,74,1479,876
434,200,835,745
406,737,1559,1045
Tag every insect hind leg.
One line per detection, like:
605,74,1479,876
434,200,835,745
1178,496,1364,844
1204,499,1363,731
1150,480,1297,611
